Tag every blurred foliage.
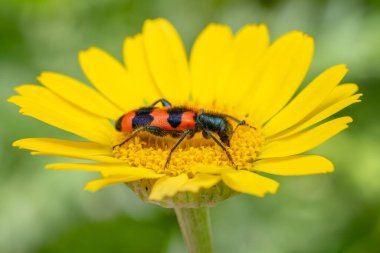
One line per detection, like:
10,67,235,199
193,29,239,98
1,0,379,252
38,214,177,253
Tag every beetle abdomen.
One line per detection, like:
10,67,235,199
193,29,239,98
116,107,196,133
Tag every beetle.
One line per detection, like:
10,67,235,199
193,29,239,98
114,98,252,168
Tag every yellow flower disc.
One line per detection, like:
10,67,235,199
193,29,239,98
113,123,264,176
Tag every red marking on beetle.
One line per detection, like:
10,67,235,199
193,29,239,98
120,111,135,133
177,111,196,130
150,108,172,130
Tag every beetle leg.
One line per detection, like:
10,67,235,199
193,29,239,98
113,126,147,149
165,129,193,169
204,130,236,168
202,130,211,139
187,130,196,139
114,125,173,149
150,98,172,107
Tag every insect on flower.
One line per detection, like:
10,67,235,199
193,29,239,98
114,98,254,168
9,18,361,202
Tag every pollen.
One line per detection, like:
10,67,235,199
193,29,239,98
112,125,265,176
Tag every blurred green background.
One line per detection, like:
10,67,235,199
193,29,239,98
1,0,379,252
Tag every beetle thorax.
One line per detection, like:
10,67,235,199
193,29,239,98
196,113,233,146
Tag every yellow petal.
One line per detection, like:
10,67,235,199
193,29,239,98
123,34,163,103
243,32,314,126
253,155,334,175
13,138,119,163
274,94,361,139
264,64,348,137
222,170,279,197
79,47,142,111
260,116,353,158
270,83,360,139
46,163,163,178
192,164,234,174
143,19,190,103
190,24,233,105
149,174,188,201
30,152,120,163
320,83,359,107
14,138,110,155
85,176,143,192
179,174,221,192
38,72,123,120
215,24,269,109
8,85,114,145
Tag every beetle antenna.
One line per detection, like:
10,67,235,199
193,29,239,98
231,120,256,138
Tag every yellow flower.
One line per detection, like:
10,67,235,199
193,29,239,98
9,18,361,206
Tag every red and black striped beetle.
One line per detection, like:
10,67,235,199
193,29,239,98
114,99,251,168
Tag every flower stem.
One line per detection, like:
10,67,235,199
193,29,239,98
174,207,213,253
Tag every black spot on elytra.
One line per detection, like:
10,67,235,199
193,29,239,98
132,107,154,129
135,107,154,115
167,107,186,128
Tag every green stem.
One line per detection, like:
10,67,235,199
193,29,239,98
174,207,213,253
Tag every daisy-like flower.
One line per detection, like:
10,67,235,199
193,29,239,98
9,18,361,207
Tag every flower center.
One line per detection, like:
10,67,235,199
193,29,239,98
112,124,264,176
